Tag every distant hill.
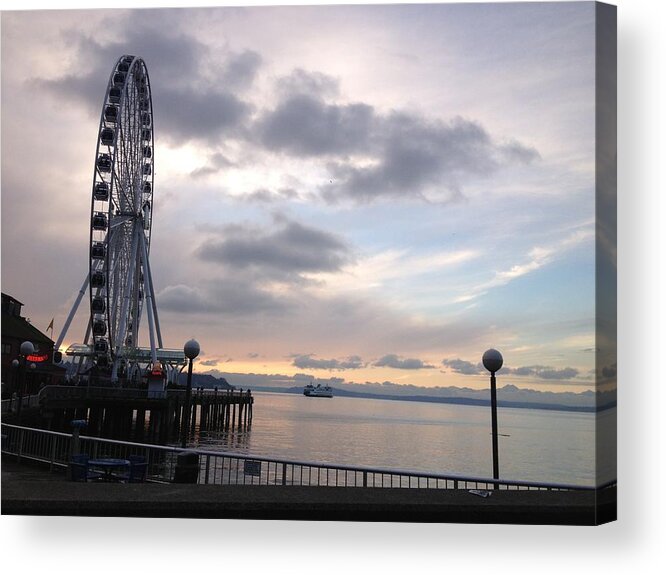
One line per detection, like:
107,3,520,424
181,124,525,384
230,382,610,413
275,386,606,413
197,369,616,413
176,372,234,390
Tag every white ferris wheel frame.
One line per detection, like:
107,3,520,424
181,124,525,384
55,55,169,384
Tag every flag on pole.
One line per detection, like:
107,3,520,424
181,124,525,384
47,317,54,333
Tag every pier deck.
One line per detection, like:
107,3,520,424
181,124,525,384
1,458,615,525
32,386,253,443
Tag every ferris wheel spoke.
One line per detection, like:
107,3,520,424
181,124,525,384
109,216,132,229
113,144,134,210
110,223,141,380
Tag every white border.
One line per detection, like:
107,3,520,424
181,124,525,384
2,0,664,573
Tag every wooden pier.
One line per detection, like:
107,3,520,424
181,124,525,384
35,386,253,444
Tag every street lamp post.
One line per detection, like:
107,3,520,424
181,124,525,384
16,341,35,417
10,359,19,412
181,339,200,448
482,348,503,488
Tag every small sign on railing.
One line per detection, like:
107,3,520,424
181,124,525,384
244,459,261,476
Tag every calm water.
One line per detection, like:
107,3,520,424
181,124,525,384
190,391,615,487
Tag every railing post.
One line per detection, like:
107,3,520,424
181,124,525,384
205,454,211,484
17,428,25,462
143,447,150,479
49,434,57,472
363,471,367,487
282,463,287,486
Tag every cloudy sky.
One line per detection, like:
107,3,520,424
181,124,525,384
1,3,603,394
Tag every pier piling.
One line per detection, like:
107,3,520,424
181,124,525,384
34,386,254,444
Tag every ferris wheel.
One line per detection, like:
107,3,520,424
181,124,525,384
89,54,159,379
55,55,179,384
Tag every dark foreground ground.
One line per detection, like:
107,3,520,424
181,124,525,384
1,457,616,525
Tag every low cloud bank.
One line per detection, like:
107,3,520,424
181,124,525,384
201,370,615,409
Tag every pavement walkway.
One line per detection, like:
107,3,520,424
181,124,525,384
1,457,615,524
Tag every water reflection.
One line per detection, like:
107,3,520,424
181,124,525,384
181,391,603,486
197,428,253,452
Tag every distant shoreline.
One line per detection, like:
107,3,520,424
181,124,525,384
241,386,615,414
182,369,614,413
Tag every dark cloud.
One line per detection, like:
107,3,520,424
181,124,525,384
255,80,538,203
220,50,262,90
292,354,365,370
196,219,352,280
238,188,301,203
324,114,533,203
441,358,484,375
106,18,207,86
36,21,206,106
156,284,211,313
503,365,579,380
35,19,254,144
497,140,541,164
37,18,536,201
276,68,340,98
373,354,435,370
258,94,375,156
191,152,236,178
508,366,538,376
157,279,288,317
205,279,290,315
35,71,106,116
535,367,579,380
442,358,581,381
159,85,250,144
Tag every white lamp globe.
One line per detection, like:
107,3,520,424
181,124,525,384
184,339,200,360
482,349,504,373
20,341,35,356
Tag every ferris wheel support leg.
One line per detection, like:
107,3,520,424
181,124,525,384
75,317,93,379
111,227,141,384
54,272,92,353
143,239,163,349
139,230,158,365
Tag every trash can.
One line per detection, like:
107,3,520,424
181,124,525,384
70,419,88,458
173,451,199,484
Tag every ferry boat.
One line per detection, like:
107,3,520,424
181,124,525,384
303,383,333,398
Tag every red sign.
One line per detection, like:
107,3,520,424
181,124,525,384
26,353,49,363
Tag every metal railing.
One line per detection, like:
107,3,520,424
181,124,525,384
1,394,40,414
1,423,602,491
36,385,247,403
